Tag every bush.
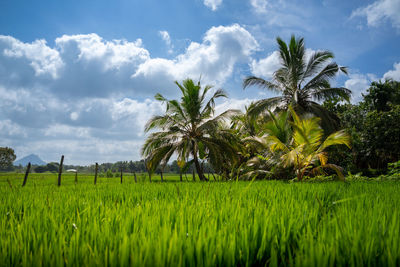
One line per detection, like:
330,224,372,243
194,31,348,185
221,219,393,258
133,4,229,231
106,169,113,178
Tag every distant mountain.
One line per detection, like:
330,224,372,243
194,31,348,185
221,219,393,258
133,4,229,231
14,154,46,166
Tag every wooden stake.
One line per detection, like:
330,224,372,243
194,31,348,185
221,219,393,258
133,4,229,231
22,162,31,187
57,155,64,186
133,172,137,183
120,169,123,184
94,162,98,185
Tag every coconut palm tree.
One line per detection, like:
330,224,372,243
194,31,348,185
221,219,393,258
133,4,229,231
142,78,238,181
243,35,351,132
261,107,351,181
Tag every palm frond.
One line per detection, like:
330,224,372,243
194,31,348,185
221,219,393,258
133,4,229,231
248,97,285,117
243,76,282,93
311,87,352,102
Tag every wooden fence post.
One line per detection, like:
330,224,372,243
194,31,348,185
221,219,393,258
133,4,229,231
94,163,98,185
57,155,64,186
22,162,31,187
120,169,123,184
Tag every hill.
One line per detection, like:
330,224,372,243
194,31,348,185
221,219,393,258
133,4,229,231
14,154,46,166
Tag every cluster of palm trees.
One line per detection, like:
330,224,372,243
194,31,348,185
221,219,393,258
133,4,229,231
142,35,351,181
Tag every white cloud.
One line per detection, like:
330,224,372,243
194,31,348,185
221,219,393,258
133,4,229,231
0,85,164,164
250,0,268,13
0,119,27,138
250,51,280,79
203,0,223,11
134,24,258,91
344,73,378,103
344,62,400,103
55,33,149,71
351,0,400,30
0,35,63,79
383,62,400,80
158,31,173,54
0,26,259,164
250,49,317,80
215,98,255,116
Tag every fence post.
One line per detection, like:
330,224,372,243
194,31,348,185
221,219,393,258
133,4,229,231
57,155,64,186
120,168,123,184
75,171,78,184
133,172,137,183
94,163,98,185
22,162,31,187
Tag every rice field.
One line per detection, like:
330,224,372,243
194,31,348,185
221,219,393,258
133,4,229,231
1,173,399,266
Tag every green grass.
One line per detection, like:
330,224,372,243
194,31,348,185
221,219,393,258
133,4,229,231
1,173,400,266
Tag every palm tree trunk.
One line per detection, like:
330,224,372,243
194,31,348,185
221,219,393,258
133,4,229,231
193,156,206,181
192,143,206,181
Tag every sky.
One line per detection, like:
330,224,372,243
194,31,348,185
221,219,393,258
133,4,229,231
0,0,400,165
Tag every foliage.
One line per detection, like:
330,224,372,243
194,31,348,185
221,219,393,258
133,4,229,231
0,147,16,171
142,78,239,180
363,80,400,112
106,169,113,178
243,35,350,133
323,79,400,174
257,108,350,181
1,175,400,266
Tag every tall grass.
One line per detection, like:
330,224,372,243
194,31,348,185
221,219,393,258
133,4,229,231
0,174,399,266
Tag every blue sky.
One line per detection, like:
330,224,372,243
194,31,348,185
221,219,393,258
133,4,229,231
1,0,400,164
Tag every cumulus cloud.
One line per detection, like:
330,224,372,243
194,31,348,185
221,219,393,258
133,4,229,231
344,62,400,103
0,35,63,79
0,86,163,164
0,25,260,164
250,51,280,79
351,0,400,30
383,62,400,80
0,25,257,99
250,49,317,80
134,24,258,92
203,0,223,11
344,72,383,103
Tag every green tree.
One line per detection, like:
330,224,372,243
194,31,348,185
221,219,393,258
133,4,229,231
256,108,351,181
142,78,238,181
243,35,351,132
0,147,16,171
363,79,400,112
323,79,400,173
